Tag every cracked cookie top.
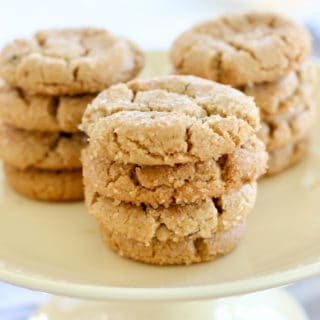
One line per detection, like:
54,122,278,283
170,12,311,86
0,28,144,95
81,75,260,165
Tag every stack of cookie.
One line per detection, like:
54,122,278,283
81,75,268,265
243,64,315,175
170,12,314,175
0,28,144,201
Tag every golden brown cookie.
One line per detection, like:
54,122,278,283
86,182,257,245
266,137,309,175
82,136,267,207
258,100,314,151
4,164,83,201
0,28,144,95
82,75,259,165
243,63,314,116
100,221,246,265
0,82,94,132
171,12,311,86
0,124,85,170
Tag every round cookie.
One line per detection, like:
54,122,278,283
258,100,315,151
0,82,94,132
243,63,315,116
86,182,257,245
171,12,311,87
266,138,309,176
0,28,144,95
100,221,246,265
4,164,83,201
0,124,85,170
82,75,260,165
82,136,267,207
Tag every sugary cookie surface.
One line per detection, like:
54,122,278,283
0,82,94,132
171,12,311,86
0,28,144,95
82,136,267,206
82,75,260,165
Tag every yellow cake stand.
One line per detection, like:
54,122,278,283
0,53,319,319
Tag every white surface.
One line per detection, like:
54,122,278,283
28,290,308,320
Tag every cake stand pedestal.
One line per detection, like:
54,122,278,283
29,289,308,320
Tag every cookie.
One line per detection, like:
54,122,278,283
100,221,246,265
4,164,83,201
0,28,144,95
171,12,311,86
266,137,308,175
0,82,94,132
243,63,315,116
86,182,257,245
258,100,314,151
82,136,267,207
0,124,85,170
82,75,259,165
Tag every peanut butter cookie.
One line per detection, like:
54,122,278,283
0,28,144,95
267,137,308,175
258,100,314,151
82,75,260,165
101,221,246,265
4,164,83,201
87,182,256,245
82,136,266,207
88,182,256,265
0,124,85,170
0,82,94,132
243,63,314,116
171,12,311,86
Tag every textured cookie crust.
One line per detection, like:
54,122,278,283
0,28,144,95
266,138,308,175
82,136,266,206
258,99,315,151
86,182,257,245
0,124,85,170
82,75,259,165
100,222,246,265
171,12,311,86
243,63,314,116
4,164,83,201
0,83,94,132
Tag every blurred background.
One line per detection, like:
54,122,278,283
0,0,319,319
0,0,320,52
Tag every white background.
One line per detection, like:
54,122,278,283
0,0,319,50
